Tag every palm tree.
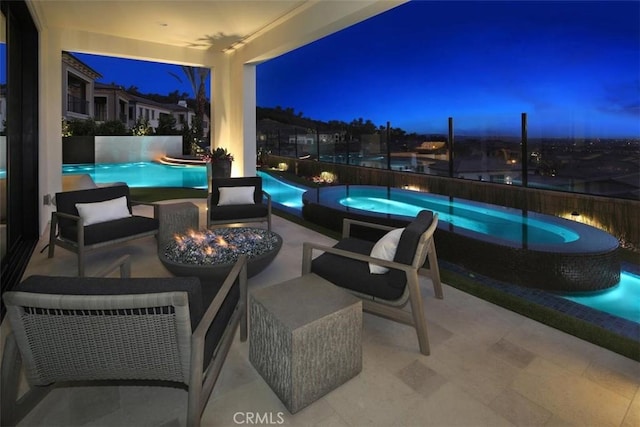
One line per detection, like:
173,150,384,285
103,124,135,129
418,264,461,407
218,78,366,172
170,66,210,139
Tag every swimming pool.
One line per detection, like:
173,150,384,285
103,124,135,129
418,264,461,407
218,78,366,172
63,162,209,189
563,270,640,324
302,185,620,292
62,162,637,323
339,191,580,246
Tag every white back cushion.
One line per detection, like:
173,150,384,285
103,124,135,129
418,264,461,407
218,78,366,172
369,228,404,274
218,186,255,206
75,196,131,226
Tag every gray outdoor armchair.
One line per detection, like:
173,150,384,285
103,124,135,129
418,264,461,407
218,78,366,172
207,176,272,231
1,255,248,427
302,210,442,355
48,184,159,276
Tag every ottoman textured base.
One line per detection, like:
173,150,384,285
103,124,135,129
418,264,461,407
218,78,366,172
154,202,199,250
249,274,362,413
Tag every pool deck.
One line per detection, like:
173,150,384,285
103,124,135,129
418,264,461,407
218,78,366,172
5,201,638,426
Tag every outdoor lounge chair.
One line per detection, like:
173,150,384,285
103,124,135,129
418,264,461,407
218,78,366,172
48,184,159,276
1,254,248,427
207,176,272,231
302,210,442,355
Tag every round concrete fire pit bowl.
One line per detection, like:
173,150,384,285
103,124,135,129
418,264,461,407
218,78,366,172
159,227,282,282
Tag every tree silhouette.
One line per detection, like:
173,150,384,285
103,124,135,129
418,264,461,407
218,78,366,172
170,67,210,140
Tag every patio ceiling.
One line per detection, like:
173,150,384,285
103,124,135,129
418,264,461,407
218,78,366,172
26,1,406,57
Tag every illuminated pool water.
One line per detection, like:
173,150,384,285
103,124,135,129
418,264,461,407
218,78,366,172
63,162,209,189
562,271,640,323
340,194,579,246
258,171,305,209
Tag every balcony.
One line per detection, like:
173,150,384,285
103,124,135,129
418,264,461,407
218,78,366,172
67,94,89,115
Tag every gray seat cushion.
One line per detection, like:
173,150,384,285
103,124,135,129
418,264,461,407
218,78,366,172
311,210,434,301
210,204,269,222
60,215,159,244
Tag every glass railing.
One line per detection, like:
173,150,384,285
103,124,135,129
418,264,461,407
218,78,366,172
257,115,639,201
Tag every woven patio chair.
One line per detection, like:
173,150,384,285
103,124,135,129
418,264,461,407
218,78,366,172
1,255,248,427
302,210,442,355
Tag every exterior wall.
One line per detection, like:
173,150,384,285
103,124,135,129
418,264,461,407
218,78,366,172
94,135,182,163
132,102,172,129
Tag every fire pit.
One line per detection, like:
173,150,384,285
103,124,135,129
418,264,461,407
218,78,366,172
159,227,282,281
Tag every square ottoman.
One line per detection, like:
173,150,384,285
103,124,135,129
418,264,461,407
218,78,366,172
249,273,362,413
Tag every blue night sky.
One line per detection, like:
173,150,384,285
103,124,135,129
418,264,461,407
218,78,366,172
257,1,640,138
26,0,640,138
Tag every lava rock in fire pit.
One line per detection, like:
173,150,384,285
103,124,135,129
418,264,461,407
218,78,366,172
159,227,283,281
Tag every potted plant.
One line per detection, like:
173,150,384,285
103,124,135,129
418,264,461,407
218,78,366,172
203,147,233,180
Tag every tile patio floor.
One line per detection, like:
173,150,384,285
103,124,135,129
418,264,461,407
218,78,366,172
1,200,638,427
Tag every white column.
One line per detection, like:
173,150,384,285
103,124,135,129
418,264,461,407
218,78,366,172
39,29,63,234
211,53,257,178
242,65,257,178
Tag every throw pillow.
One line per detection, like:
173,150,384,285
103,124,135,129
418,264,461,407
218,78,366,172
369,227,405,274
218,186,255,206
75,196,131,226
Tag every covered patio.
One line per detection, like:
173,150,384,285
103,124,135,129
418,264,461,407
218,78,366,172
1,1,638,425
8,201,640,426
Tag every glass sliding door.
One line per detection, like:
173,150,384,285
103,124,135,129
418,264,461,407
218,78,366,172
0,0,39,313
0,9,6,264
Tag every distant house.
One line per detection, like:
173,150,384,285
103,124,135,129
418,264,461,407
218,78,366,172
93,83,133,125
430,154,522,184
62,51,101,120
62,51,208,135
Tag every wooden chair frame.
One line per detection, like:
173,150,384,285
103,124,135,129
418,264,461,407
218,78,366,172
302,216,442,355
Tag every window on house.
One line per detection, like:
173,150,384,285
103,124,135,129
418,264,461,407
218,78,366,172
94,97,107,121
67,74,88,114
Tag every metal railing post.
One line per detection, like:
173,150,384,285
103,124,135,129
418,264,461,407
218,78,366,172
448,117,454,178
386,121,391,171
521,112,528,187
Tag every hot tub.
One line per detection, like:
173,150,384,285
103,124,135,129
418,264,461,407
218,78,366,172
302,185,620,292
